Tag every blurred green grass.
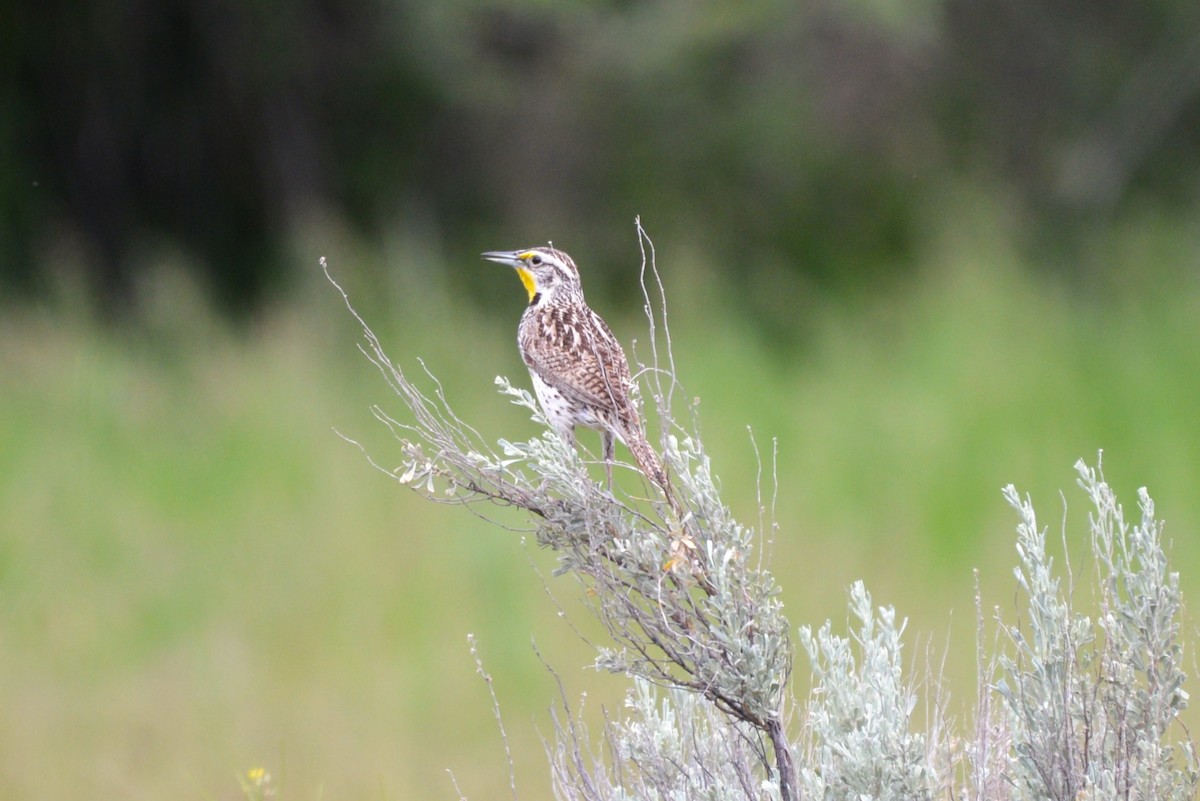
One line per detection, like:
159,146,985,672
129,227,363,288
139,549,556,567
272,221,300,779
2,218,1199,799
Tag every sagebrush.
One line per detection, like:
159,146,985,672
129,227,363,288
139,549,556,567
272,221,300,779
324,227,1197,801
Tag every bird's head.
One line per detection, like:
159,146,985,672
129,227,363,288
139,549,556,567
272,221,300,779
482,247,583,306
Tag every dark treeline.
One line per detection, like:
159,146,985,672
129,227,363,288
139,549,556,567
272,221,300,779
4,0,1199,315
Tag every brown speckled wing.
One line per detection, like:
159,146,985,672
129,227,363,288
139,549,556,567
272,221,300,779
519,302,635,421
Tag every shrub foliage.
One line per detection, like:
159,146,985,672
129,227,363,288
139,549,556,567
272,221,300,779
327,231,1196,801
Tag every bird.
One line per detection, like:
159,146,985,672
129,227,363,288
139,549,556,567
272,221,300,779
482,246,670,495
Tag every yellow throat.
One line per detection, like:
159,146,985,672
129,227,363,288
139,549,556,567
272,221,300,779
515,265,538,302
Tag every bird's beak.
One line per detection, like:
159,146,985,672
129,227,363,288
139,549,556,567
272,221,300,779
483,250,539,301
481,250,526,267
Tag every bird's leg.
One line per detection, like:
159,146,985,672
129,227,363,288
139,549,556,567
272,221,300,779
561,426,577,449
602,429,616,492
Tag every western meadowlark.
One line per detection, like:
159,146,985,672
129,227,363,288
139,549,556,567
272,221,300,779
483,246,669,494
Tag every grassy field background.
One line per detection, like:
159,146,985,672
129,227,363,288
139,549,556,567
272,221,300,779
2,214,1199,799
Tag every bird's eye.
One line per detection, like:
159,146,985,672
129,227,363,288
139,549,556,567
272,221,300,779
530,255,542,265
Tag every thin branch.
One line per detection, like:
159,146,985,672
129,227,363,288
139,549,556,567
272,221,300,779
469,635,518,801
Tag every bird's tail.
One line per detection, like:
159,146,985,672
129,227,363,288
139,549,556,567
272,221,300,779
625,428,673,498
